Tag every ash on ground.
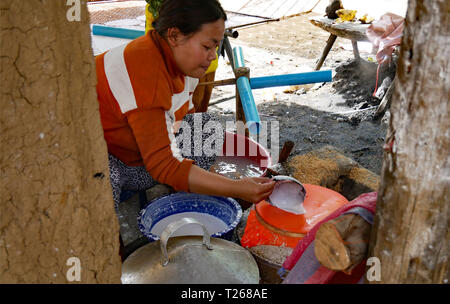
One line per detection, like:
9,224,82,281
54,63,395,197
331,57,397,125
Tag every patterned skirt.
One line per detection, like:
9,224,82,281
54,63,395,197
108,112,223,209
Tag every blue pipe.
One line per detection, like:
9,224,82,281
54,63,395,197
250,70,332,89
233,47,246,69
233,46,260,135
236,77,261,134
92,25,145,40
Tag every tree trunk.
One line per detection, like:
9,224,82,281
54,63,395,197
368,0,449,283
0,0,122,283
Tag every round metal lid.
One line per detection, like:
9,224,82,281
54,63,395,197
121,218,259,284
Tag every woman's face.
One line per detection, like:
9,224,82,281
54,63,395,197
168,19,225,78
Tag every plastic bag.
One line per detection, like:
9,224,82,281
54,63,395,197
366,13,404,64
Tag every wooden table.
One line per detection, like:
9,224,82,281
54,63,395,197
310,17,371,70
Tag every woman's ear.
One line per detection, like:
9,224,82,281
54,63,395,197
166,27,183,47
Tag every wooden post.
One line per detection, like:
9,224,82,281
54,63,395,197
374,81,395,119
368,0,449,284
278,141,295,163
192,71,216,112
351,40,360,60
315,214,371,273
197,77,236,87
315,34,337,71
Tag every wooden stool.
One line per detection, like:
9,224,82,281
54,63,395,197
310,17,371,70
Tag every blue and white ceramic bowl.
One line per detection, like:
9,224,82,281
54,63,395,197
138,192,242,242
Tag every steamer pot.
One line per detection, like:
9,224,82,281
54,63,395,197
122,218,259,284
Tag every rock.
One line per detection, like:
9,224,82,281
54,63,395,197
375,77,393,100
325,0,343,19
145,184,175,202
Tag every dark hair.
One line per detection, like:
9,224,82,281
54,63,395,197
152,0,227,38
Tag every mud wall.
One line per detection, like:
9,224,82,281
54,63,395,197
1,0,121,283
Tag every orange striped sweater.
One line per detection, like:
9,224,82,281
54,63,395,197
95,30,198,192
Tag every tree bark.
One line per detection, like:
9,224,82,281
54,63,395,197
0,0,122,283
368,0,449,284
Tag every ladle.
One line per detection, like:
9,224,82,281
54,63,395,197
267,175,306,215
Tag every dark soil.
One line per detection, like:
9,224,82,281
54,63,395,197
333,57,397,108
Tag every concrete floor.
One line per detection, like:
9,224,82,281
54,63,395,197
117,192,142,248
117,184,176,259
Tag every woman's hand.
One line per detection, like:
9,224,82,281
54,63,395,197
188,165,275,204
234,177,275,204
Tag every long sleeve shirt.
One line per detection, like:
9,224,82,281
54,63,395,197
95,30,198,192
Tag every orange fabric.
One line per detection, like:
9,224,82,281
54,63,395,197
95,30,195,192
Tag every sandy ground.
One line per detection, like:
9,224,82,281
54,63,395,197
209,13,392,175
